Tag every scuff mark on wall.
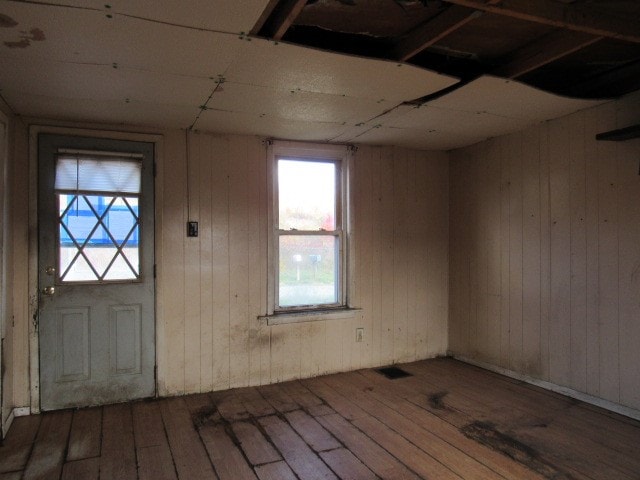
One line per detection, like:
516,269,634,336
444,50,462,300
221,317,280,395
3,27,46,48
0,14,18,28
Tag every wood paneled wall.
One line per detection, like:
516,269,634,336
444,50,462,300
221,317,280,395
158,133,450,395
448,92,640,410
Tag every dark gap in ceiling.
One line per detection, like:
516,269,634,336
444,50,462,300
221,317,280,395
254,0,640,100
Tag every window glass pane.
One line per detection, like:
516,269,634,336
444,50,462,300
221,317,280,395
279,235,337,307
278,159,335,230
55,156,141,194
58,193,140,282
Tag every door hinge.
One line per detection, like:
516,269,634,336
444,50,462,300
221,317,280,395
153,264,157,278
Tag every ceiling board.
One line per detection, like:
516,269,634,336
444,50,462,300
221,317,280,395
0,2,243,78
353,126,487,151
225,38,457,102
207,82,393,125
2,91,198,128
428,76,604,121
195,109,348,142
385,105,531,138
0,58,214,108
17,0,271,33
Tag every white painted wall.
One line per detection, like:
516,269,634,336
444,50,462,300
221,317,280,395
448,91,640,411
6,125,450,407
157,132,450,395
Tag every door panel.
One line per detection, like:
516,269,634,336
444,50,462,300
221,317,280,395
38,134,155,411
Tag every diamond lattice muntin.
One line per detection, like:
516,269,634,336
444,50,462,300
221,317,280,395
58,194,140,282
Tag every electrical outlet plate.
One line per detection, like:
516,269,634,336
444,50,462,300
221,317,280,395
356,328,364,342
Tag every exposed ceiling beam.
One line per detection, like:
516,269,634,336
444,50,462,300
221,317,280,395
442,0,640,43
258,0,307,40
493,30,603,79
394,6,482,61
569,58,640,97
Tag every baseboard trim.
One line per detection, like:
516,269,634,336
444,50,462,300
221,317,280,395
451,354,640,422
14,407,31,417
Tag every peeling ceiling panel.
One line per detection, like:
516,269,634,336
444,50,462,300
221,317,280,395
354,126,487,152
206,82,393,125
195,109,348,142
0,58,214,108
428,76,604,122
0,3,243,78
225,38,457,103
385,105,531,140
19,0,271,33
2,91,198,129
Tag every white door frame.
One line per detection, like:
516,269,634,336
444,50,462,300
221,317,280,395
28,125,164,413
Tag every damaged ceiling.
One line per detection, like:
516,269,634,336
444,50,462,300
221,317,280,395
0,0,626,150
256,0,640,99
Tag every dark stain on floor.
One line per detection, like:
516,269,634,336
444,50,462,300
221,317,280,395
461,421,575,480
428,391,449,410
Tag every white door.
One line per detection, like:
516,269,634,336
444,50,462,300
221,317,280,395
38,134,155,411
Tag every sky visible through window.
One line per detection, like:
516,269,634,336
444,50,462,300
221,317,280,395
278,159,335,230
278,158,338,307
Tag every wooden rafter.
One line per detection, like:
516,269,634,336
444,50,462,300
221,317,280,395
570,58,640,97
494,30,604,79
442,0,640,43
258,0,307,40
394,6,482,61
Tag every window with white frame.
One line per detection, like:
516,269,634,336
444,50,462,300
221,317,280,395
269,142,350,313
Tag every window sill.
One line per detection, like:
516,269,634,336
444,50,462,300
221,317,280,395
259,307,361,326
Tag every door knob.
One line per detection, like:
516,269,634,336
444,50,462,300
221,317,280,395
45,266,56,276
42,286,55,296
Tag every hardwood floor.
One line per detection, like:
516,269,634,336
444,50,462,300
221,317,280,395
1,358,639,479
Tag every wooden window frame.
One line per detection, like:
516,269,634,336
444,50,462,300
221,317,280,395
266,141,352,318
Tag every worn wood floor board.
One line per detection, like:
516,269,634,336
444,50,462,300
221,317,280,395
254,461,298,480
159,397,218,479
319,448,379,480
137,444,178,480
66,407,102,461
284,409,341,452
322,372,507,480
408,360,639,479
100,403,137,480
353,369,546,480
0,415,42,473
258,415,337,480
231,421,281,466
22,410,72,480
61,457,99,480
3,358,639,480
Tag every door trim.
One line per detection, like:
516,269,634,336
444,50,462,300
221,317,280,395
29,125,164,414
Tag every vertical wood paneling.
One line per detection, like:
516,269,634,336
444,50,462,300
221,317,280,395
210,136,231,391
449,93,640,412
521,126,541,376
379,148,395,365
162,131,187,394
618,138,640,408
549,116,571,386
499,138,510,368
228,138,251,388
569,114,587,392
198,134,214,393
539,123,551,382
596,103,619,403
485,140,502,366
393,149,409,362
184,132,202,393
508,133,524,372
584,109,600,397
